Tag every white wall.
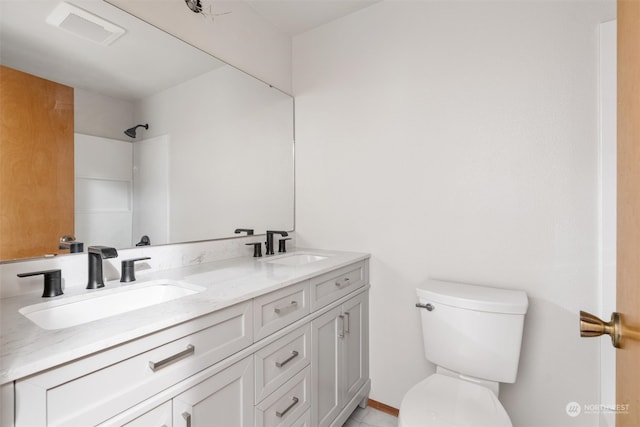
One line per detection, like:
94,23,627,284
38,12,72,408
293,1,615,426
135,65,294,243
133,135,170,246
108,0,292,94
74,88,134,140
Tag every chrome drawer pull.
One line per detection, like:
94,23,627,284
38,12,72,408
275,350,299,368
274,300,297,314
149,344,195,372
182,411,191,427
338,314,345,338
335,277,350,287
276,396,299,418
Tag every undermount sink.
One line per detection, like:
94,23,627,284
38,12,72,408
19,280,205,330
265,253,329,266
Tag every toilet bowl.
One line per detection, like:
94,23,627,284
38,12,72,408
398,374,511,427
398,280,528,427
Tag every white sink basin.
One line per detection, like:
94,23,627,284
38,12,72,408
265,253,329,266
19,280,205,330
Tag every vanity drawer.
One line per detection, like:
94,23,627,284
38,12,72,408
310,262,366,311
16,301,253,427
254,280,310,341
255,324,311,403
255,366,311,427
122,401,172,427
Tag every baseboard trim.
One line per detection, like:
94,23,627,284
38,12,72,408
368,399,399,417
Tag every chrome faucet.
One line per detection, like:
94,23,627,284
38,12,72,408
87,246,118,289
265,230,288,255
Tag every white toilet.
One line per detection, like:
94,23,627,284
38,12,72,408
398,279,528,427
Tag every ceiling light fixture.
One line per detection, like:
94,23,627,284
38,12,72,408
185,0,203,14
184,0,231,22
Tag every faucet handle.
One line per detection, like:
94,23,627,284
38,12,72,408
278,238,291,253
17,269,63,297
120,257,151,282
235,228,254,236
59,235,84,253
245,242,263,258
59,241,84,253
135,235,151,246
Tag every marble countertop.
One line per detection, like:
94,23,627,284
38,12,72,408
0,248,369,384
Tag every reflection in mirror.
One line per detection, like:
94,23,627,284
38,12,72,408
0,0,294,262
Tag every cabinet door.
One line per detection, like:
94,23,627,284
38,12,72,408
341,291,369,406
172,356,253,427
311,306,343,427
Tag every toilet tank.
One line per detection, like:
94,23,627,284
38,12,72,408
416,280,528,383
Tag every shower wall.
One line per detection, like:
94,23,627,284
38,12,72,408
74,133,133,249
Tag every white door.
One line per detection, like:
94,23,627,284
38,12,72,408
616,0,640,424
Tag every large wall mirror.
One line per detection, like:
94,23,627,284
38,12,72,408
0,0,294,262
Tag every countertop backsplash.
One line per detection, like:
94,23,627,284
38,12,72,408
0,233,296,299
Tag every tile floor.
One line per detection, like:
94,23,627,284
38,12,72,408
343,406,398,427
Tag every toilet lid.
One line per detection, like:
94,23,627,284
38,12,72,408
398,374,512,427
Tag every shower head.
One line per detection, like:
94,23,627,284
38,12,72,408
124,123,149,138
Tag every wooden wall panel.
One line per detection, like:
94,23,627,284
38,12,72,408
0,65,74,260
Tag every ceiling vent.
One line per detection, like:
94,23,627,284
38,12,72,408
46,2,125,46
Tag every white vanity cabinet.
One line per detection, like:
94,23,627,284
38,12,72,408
253,280,310,341
341,293,369,407
310,263,366,311
15,301,254,427
254,365,311,427
9,258,370,427
121,402,172,427
109,356,255,427
172,356,254,427
311,291,369,427
254,324,311,403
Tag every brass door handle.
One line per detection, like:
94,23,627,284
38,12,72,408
580,311,622,348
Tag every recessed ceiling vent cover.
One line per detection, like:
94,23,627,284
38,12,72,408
46,2,125,46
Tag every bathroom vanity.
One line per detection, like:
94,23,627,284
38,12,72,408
0,250,370,426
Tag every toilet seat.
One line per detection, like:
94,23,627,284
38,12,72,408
398,374,512,427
